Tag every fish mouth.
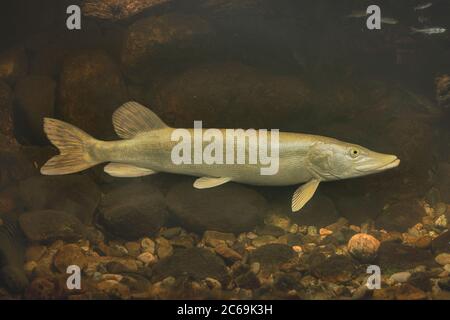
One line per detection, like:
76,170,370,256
375,156,400,171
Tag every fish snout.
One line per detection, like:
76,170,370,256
376,154,400,171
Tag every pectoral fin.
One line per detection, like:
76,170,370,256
104,163,157,177
292,178,320,212
193,177,232,189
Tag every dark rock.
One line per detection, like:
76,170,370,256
0,137,37,189
121,14,213,82
19,175,101,225
235,271,260,289
151,62,311,128
167,180,268,233
408,272,432,292
249,244,295,270
273,272,302,291
0,212,28,293
59,50,128,140
99,182,168,239
152,247,229,285
376,200,426,232
0,46,27,84
435,162,450,203
0,266,28,294
19,210,85,243
310,254,355,283
377,242,437,273
438,278,450,292
0,81,15,142
14,76,55,144
431,231,450,255
292,193,340,228
83,0,171,21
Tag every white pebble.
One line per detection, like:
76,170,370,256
389,271,411,283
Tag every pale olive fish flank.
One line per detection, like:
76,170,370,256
40,102,400,213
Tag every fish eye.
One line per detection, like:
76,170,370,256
349,148,360,158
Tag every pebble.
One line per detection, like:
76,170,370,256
124,242,141,257
214,245,242,262
24,261,38,277
307,226,317,236
347,233,380,263
141,238,155,254
434,215,448,228
414,235,432,249
292,245,302,253
246,232,258,240
389,271,412,283
203,230,236,247
319,228,333,236
264,214,291,231
435,253,450,266
96,280,130,299
204,277,222,290
156,237,173,259
252,235,277,247
444,265,450,273
250,262,260,274
137,252,157,266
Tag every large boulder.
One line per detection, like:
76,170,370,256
14,76,56,144
98,181,168,239
149,62,312,128
167,180,268,233
18,175,101,225
59,50,128,140
121,13,214,82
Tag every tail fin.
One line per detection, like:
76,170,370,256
41,118,100,175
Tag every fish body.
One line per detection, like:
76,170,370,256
41,102,400,212
414,2,433,10
411,27,446,34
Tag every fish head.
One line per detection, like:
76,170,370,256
307,140,400,180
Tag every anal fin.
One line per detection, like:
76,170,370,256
292,178,320,212
193,177,232,189
104,163,157,178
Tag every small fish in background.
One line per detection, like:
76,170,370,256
346,10,368,18
381,17,398,25
411,27,446,34
414,2,433,11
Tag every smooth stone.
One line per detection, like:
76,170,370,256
376,200,426,232
435,253,450,266
389,271,411,283
59,50,128,140
249,244,295,270
99,182,168,239
377,242,437,273
152,247,229,285
167,180,268,233
19,210,85,243
19,175,101,225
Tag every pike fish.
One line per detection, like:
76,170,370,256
41,102,400,212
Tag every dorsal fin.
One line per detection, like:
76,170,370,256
112,101,168,139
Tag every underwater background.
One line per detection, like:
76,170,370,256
0,0,449,300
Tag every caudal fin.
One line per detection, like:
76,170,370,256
41,118,99,175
